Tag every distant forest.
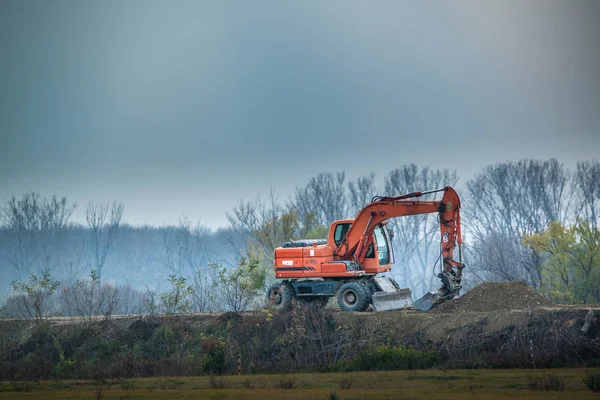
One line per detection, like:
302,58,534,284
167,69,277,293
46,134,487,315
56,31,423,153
1,159,599,317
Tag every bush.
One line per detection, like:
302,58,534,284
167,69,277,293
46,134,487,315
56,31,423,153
527,372,566,391
10,381,34,392
339,374,353,389
158,378,183,390
201,334,226,374
352,344,439,371
274,374,298,389
208,374,227,389
583,369,600,392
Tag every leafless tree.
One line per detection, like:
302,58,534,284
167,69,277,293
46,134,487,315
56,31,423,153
59,270,121,324
573,160,600,228
465,159,570,288
348,173,378,216
160,217,211,276
292,172,348,226
383,165,459,295
227,189,305,258
190,267,215,313
86,201,124,285
0,193,76,277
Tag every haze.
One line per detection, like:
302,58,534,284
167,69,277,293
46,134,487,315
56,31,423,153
1,0,598,228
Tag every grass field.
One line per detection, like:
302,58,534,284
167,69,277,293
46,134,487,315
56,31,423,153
0,369,598,399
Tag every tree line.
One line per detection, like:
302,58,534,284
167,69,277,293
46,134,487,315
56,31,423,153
1,158,599,319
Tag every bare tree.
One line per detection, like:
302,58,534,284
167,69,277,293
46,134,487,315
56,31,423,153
465,159,570,288
0,193,76,278
227,189,307,258
190,267,215,313
160,218,210,276
383,165,459,295
573,160,600,228
348,173,378,216
292,172,348,226
86,201,124,284
59,270,121,324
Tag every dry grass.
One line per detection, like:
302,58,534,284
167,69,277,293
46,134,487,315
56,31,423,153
0,369,598,399
527,372,566,391
582,369,600,392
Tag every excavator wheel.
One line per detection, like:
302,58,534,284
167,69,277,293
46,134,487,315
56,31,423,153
337,282,371,312
267,282,293,311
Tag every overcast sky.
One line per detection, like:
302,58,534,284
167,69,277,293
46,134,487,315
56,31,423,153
1,0,598,228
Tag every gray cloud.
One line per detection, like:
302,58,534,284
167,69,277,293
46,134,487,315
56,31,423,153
1,0,598,227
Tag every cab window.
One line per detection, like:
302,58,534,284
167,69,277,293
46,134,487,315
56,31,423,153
334,223,351,246
374,226,390,266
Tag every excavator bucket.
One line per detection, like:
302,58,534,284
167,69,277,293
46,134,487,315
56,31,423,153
410,292,436,311
371,289,413,311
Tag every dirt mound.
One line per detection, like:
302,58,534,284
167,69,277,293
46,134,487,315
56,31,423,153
432,281,554,313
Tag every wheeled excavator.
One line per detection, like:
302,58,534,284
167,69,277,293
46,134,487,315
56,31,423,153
267,186,465,312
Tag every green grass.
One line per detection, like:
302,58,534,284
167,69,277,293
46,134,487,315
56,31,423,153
0,369,597,399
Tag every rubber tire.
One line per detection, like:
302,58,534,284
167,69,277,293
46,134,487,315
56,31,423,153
337,282,371,312
267,282,293,311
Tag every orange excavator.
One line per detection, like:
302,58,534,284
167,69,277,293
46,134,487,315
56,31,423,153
267,186,465,312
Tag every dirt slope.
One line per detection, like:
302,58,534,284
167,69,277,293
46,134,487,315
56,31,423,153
432,281,554,313
1,281,598,376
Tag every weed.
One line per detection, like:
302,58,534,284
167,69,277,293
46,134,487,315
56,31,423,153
158,378,183,390
527,372,566,391
49,381,72,390
95,388,104,400
339,374,353,389
582,369,600,392
353,344,438,371
328,390,339,400
274,374,298,389
243,377,255,389
120,380,136,390
208,374,227,389
10,381,34,392
366,374,379,389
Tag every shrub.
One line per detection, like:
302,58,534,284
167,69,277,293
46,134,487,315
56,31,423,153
243,378,255,389
527,372,566,391
10,381,34,392
353,344,439,371
201,334,226,374
274,374,298,389
120,380,136,390
208,374,227,389
158,378,183,390
339,375,353,389
10,269,60,322
583,369,600,392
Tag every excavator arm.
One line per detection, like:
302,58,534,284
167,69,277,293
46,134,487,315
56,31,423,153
335,186,465,307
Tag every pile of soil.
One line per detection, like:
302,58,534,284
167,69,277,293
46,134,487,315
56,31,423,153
432,281,554,313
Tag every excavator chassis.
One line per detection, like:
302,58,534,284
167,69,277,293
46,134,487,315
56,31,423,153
267,276,423,312
267,273,461,312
